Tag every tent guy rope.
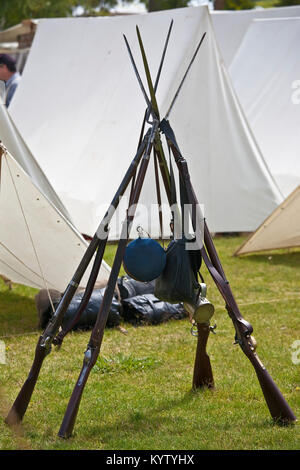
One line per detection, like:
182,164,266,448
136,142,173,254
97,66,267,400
4,150,55,313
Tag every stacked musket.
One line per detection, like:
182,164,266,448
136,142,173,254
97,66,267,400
5,21,296,438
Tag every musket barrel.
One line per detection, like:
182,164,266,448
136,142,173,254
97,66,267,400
58,123,158,438
164,119,296,424
53,233,109,346
5,130,150,427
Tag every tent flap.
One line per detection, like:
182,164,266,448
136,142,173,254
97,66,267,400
235,186,300,255
229,17,300,198
0,144,110,291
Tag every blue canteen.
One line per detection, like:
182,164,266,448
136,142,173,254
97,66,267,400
123,237,166,282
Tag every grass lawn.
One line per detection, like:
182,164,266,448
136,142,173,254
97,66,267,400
0,235,299,450
255,0,280,7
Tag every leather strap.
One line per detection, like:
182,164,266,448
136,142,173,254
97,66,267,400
153,149,164,240
160,119,251,333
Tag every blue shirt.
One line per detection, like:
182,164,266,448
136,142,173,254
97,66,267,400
5,72,21,107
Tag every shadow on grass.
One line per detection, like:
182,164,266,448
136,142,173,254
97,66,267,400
239,250,300,269
72,387,280,448
0,287,38,336
75,388,214,441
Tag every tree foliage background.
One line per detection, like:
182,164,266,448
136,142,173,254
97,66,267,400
0,0,192,30
0,0,74,29
278,0,300,5
224,0,255,10
1,0,300,30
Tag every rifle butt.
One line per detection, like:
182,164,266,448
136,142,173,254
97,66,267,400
192,323,214,389
5,338,47,426
251,355,296,424
59,231,131,438
58,384,86,439
58,346,99,438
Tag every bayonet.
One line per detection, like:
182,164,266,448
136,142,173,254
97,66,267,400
145,19,173,122
124,20,174,123
123,34,157,121
136,25,161,120
165,32,206,120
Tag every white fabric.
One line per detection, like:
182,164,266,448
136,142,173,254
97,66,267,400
10,6,282,238
211,6,300,67
0,93,71,223
235,186,300,255
0,81,110,291
229,17,300,197
0,144,110,291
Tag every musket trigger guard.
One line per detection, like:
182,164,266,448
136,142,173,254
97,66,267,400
190,325,198,337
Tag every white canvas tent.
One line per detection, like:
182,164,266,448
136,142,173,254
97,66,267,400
229,17,300,198
235,186,300,256
0,143,110,291
0,81,71,223
0,90,110,291
9,6,283,239
211,5,300,68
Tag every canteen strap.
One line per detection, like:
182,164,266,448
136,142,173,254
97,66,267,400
153,149,164,241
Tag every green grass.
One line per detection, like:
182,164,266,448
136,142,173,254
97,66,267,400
93,352,162,375
254,0,280,8
0,235,299,450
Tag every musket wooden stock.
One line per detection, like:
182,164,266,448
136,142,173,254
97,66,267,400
58,240,125,438
154,145,215,390
192,323,214,389
133,32,215,394
231,312,296,423
5,336,47,425
58,123,158,438
58,344,100,438
5,134,149,427
249,353,296,423
153,145,215,389
5,236,100,426
162,119,296,423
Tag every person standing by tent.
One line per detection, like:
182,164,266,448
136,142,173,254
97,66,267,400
0,54,22,107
